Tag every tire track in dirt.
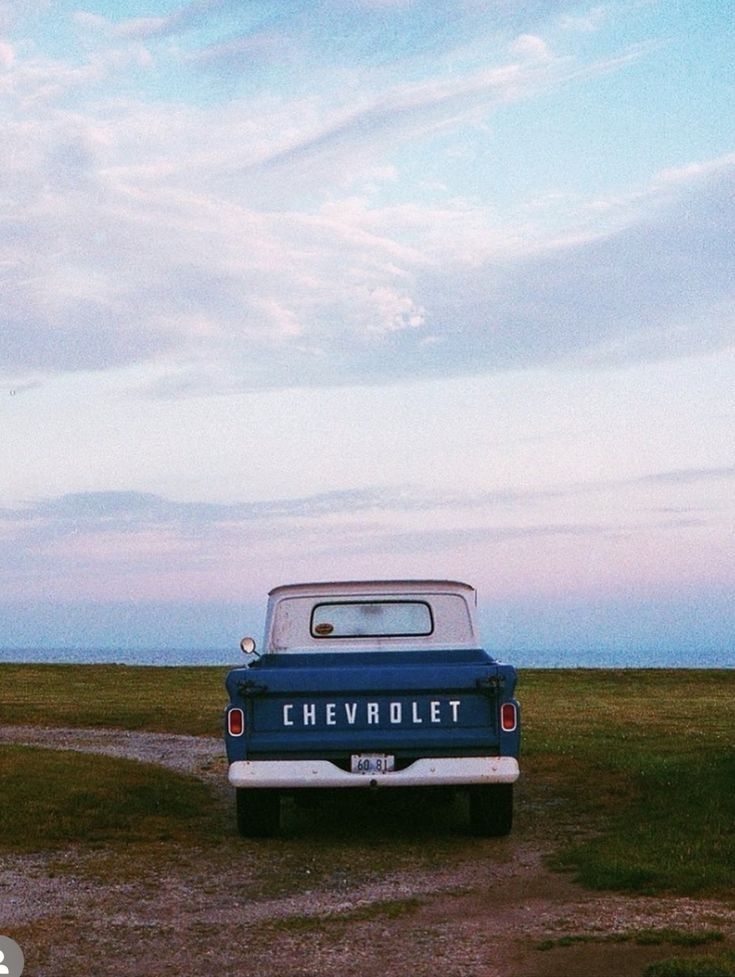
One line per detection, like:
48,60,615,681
0,724,226,785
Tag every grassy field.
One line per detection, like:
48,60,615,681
519,669,735,896
1,664,733,899
0,662,227,735
0,744,220,853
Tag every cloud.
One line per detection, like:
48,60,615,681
0,0,51,33
222,56,568,206
0,463,729,601
77,0,237,40
0,488,388,598
4,462,731,535
2,7,733,392
637,466,735,486
508,33,553,61
0,40,13,68
0,486,422,533
225,43,654,198
410,160,735,376
186,31,299,74
558,6,608,32
328,521,615,558
4,144,734,388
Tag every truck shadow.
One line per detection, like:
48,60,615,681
278,787,476,839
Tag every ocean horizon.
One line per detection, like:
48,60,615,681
0,646,731,669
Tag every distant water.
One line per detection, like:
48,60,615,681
0,646,731,668
510,647,733,669
0,647,241,667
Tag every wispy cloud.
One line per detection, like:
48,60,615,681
77,0,238,40
1,2,688,389
3,461,731,539
2,2,733,398
5,119,733,391
0,455,731,601
637,466,735,486
411,160,735,375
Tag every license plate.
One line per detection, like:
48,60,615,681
351,753,395,775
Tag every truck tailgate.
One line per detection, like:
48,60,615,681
227,650,514,757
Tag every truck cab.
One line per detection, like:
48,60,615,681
224,580,520,837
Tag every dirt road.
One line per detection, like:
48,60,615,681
2,726,733,977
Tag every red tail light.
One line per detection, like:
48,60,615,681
228,707,245,736
501,702,517,732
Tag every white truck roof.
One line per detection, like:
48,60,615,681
265,580,479,653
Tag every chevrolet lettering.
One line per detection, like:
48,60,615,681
281,699,462,727
224,580,521,837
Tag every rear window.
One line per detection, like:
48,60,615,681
310,601,434,639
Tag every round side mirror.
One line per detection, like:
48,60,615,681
240,636,257,656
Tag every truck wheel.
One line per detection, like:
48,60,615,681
469,784,513,837
236,788,280,838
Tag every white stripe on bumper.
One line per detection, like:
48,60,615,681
228,756,519,789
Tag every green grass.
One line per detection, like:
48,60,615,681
1,664,734,897
0,663,226,735
644,952,735,976
535,930,725,951
0,744,220,852
519,669,735,896
550,752,735,893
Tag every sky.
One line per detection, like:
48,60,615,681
1,0,733,658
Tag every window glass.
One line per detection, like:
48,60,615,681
311,601,434,639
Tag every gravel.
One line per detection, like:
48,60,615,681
1,725,733,977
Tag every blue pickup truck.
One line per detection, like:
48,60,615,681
224,580,520,837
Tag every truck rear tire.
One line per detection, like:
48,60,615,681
469,784,513,837
236,788,280,838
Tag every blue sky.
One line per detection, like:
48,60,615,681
1,0,733,657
